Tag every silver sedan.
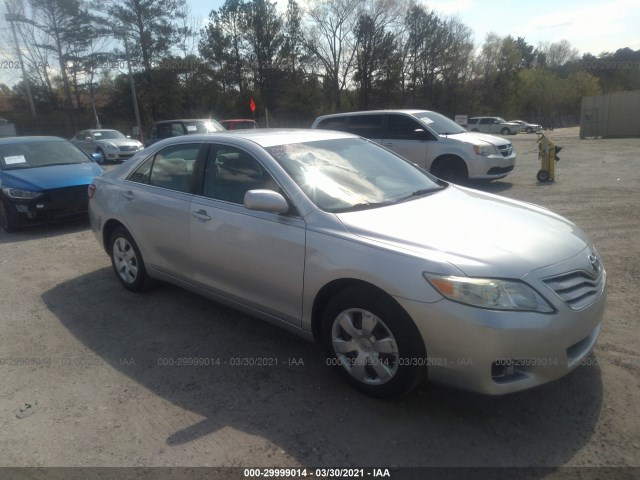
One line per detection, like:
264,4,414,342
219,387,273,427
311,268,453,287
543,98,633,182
88,129,606,397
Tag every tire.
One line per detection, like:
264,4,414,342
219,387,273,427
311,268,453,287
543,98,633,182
501,127,511,135
526,127,533,134
96,148,105,165
321,286,427,398
431,156,468,184
109,227,154,292
537,169,550,182
0,197,18,233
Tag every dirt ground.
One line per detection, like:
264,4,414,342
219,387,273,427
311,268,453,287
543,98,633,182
0,128,639,477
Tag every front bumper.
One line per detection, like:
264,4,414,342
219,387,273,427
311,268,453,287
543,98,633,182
395,271,606,395
4,185,90,225
468,153,516,180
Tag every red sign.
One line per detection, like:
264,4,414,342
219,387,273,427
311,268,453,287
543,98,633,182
250,98,256,112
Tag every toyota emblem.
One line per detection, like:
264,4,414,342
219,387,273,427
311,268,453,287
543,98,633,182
588,253,601,273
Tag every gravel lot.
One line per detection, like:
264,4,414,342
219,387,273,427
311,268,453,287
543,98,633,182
1,128,639,477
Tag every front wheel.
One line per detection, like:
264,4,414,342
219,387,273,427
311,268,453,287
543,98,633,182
431,156,468,184
501,127,511,135
109,227,154,292
321,287,427,398
0,197,18,233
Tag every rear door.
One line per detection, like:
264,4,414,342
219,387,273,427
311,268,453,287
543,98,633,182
189,143,306,324
120,142,204,278
346,114,384,144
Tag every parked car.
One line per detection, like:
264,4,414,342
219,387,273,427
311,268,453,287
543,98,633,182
88,129,606,398
71,129,143,164
220,119,259,130
0,136,103,232
467,117,523,135
311,110,516,183
509,120,542,134
145,119,224,147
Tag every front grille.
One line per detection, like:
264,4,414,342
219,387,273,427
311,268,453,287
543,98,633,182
497,144,513,157
120,145,138,152
45,185,89,218
543,270,605,310
487,165,514,175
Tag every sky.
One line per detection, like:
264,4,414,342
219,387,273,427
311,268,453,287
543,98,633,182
1,0,639,88
186,0,640,55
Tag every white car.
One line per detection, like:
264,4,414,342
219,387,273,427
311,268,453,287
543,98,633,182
312,110,516,183
71,129,144,163
467,117,523,135
510,120,543,134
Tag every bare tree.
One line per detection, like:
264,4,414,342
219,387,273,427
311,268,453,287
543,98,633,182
303,0,363,110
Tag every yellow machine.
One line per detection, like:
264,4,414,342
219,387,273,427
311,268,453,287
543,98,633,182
537,132,562,182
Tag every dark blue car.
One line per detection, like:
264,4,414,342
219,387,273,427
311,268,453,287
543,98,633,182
0,136,103,232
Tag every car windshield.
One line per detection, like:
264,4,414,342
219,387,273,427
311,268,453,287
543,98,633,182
92,130,125,139
0,140,91,170
266,138,443,213
186,120,224,133
496,117,508,123
412,111,466,135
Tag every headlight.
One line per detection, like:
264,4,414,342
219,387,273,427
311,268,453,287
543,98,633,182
424,273,554,313
2,187,43,200
473,144,498,156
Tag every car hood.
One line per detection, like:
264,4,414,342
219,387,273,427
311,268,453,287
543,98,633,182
335,185,590,278
97,138,141,148
446,131,511,147
1,163,103,191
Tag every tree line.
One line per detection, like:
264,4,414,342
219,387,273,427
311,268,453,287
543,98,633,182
2,0,639,134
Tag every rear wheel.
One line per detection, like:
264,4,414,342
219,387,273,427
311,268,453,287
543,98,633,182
431,156,468,183
0,197,18,233
321,286,427,398
109,227,154,292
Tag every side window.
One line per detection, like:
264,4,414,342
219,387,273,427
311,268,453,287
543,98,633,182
155,123,172,139
128,157,154,184
347,115,383,139
479,118,491,125
316,117,347,132
171,123,185,136
386,114,428,140
202,146,279,204
147,143,201,193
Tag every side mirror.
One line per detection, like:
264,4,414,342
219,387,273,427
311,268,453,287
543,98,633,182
413,128,429,140
244,190,289,214
85,136,92,141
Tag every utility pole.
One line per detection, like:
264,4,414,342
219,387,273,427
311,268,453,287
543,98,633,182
121,33,143,143
5,5,36,118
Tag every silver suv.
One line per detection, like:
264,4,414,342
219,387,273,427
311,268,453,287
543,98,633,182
467,117,522,135
311,110,516,182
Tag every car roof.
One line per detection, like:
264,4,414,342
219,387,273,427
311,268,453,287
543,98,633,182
0,136,67,145
220,119,256,123
158,128,356,148
152,119,217,123
317,109,434,118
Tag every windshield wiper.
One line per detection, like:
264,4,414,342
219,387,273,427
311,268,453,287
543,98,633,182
395,187,445,203
332,200,396,213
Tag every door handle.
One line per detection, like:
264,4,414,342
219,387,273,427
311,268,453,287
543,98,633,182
123,190,135,200
191,209,212,221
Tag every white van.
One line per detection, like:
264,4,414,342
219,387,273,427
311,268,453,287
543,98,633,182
311,110,516,182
